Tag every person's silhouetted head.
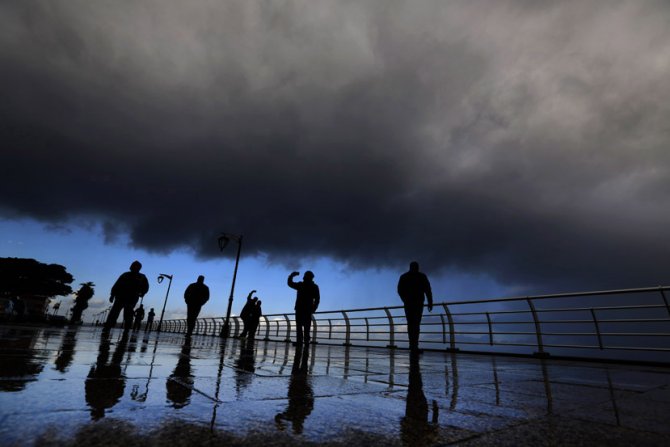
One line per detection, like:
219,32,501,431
197,275,205,283
409,261,419,272
130,261,142,272
303,271,314,282
257,300,262,306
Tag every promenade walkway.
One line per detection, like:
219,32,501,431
1,324,670,446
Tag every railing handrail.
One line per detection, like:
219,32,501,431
254,285,670,317
157,284,670,363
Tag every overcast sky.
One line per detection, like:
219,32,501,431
2,1,670,317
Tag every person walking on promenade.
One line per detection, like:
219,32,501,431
287,271,320,346
239,290,257,338
248,299,263,340
104,261,149,333
397,261,433,354
145,308,156,331
132,304,145,331
184,275,209,337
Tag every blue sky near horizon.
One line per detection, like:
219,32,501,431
1,218,512,322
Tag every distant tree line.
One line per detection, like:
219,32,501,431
0,257,74,299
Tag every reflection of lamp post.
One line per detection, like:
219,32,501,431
157,273,173,332
218,233,243,338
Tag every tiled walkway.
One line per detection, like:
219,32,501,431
1,325,670,446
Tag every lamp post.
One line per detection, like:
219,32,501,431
157,273,173,332
218,233,243,338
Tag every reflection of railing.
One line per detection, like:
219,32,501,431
157,286,670,363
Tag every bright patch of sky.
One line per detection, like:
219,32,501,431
1,218,510,323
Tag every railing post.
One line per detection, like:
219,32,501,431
327,319,332,339
342,311,352,346
660,287,670,317
263,316,270,341
364,317,370,342
383,308,397,348
440,314,447,344
590,308,604,350
527,298,549,357
485,312,493,346
283,314,291,342
442,304,458,352
275,320,280,337
311,316,319,344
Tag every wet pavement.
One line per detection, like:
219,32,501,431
1,325,670,446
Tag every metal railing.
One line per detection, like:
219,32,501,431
157,285,670,363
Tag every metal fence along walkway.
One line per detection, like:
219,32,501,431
157,285,670,363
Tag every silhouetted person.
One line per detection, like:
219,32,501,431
132,304,145,331
70,282,94,324
184,275,209,337
248,299,263,340
145,308,155,331
275,346,313,434
85,332,130,419
166,338,193,408
397,261,433,353
104,261,149,332
401,356,439,446
287,271,320,346
239,290,257,338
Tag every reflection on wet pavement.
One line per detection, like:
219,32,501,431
1,325,670,446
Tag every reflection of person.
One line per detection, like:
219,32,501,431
54,328,79,372
401,357,439,446
275,346,313,434
239,290,257,338
166,338,193,408
104,261,149,332
397,261,433,353
132,304,145,331
85,332,130,419
234,338,256,394
184,275,210,337
145,308,156,332
287,271,320,346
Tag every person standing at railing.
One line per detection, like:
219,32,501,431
287,271,320,346
239,290,257,338
145,308,155,332
132,304,145,331
248,300,263,340
184,275,210,337
397,261,433,354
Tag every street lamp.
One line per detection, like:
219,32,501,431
157,273,173,332
218,233,243,338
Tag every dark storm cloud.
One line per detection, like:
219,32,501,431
2,1,670,291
